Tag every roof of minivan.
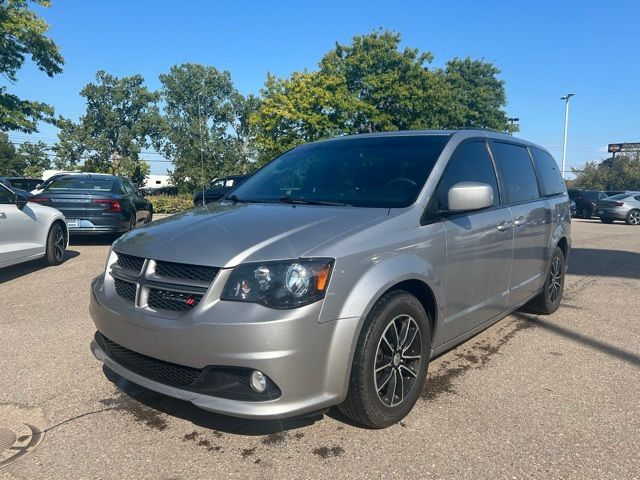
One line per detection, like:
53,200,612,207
307,129,547,154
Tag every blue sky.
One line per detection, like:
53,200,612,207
6,0,640,175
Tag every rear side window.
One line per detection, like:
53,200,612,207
0,185,14,204
435,140,499,210
530,147,566,197
491,142,540,204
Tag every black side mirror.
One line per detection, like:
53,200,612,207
16,194,28,210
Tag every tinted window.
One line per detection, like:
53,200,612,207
491,142,540,203
584,191,607,200
530,147,566,196
232,135,450,208
435,141,499,210
47,177,115,192
0,185,14,204
635,195,640,201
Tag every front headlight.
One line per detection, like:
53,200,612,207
221,258,334,309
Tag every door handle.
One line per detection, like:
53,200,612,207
496,221,512,231
514,217,526,226
0,212,6,219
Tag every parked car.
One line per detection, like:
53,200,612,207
568,189,608,218
570,199,577,216
192,175,247,206
595,193,640,225
0,183,67,268
2,176,42,191
89,130,570,428
30,174,153,235
142,185,179,196
0,177,33,199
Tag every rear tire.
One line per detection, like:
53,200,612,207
44,222,66,266
625,209,640,225
600,217,614,224
339,290,431,428
528,246,565,315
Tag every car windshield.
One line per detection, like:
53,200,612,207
585,191,607,200
46,177,115,192
229,135,450,208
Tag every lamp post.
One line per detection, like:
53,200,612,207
560,93,575,179
507,117,519,134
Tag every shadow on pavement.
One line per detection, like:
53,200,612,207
102,365,324,435
514,312,640,367
0,250,80,283
69,234,118,246
568,247,640,279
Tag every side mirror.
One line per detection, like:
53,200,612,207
447,182,493,212
15,193,28,210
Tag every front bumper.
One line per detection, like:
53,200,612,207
89,273,358,419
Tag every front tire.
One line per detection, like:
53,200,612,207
600,217,615,224
339,290,431,428
528,246,565,315
44,222,66,266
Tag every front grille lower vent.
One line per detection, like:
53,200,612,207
148,288,203,312
115,252,144,274
114,278,136,303
155,260,219,283
97,333,201,387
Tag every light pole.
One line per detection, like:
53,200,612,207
560,93,575,179
507,117,519,134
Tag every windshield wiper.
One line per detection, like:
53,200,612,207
278,196,351,207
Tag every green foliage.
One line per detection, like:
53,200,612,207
0,132,20,174
252,30,514,163
0,0,63,132
572,154,640,191
146,194,193,214
155,64,259,192
16,140,51,176
120,158,150,188
55,71,160,175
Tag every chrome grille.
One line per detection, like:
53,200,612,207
114,278,136,303
115,252,144,274
155,260,219,283
148,288,203,312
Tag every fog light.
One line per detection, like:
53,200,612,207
249,370,267,393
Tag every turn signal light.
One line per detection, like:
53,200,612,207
30,197,50,203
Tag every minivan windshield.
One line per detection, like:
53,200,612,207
229,135,450,208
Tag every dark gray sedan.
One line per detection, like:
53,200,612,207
30,174,153,235
595,193,640,225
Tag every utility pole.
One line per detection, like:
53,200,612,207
560,93,575,180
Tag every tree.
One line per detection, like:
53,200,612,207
251,31,514,163
51,117,84,170
155,63,258,192
0,0,64,133
0,132,21,174
17,140,51,176
54,71,160,175
572,153,640,191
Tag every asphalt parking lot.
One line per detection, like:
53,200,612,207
1,218,638,479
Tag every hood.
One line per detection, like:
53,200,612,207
113,203,388,267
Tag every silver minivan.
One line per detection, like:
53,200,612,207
89,130,571,428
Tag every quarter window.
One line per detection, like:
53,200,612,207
491,142,540,204
435,141,499,210
530,147,566,197
0,185,14,204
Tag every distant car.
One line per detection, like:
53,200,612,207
142,185,179,196
570,199,577,216
3,176,42,191
0,183,68,268
0,177,33,199
567,189,608,218
193,175,247,206
595,193,640,225
30,174,153,235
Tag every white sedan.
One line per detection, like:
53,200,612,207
0,183,68,269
